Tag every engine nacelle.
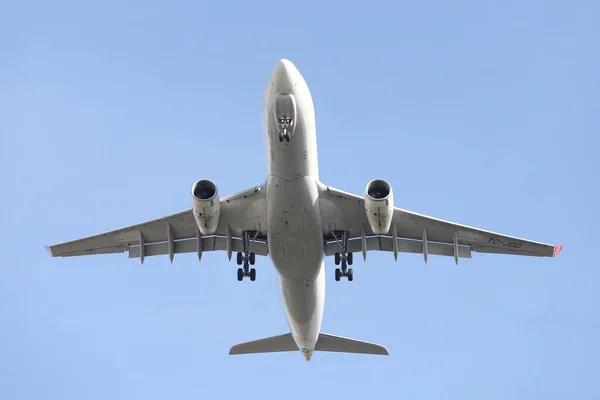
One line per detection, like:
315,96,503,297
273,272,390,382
191,179,220,235
364,178,394,235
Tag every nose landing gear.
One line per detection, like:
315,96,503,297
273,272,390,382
331,231,354,282
279,131,291,142
236,231,258,281
274,94,296,143
278,115,293,142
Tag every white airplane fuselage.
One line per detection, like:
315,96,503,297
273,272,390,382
45,58,559,362
262,59,325,360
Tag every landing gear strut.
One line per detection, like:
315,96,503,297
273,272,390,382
278,115,292,142
278,131,291,142
331,230,354,282
236,231,257,281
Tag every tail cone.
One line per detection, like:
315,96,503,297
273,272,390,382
302,348,314,361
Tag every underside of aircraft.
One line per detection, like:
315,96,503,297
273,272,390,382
46,59,562,361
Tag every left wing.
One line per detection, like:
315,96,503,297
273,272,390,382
317,182,562,262
46,184,268,263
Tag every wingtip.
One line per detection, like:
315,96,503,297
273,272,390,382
553,245,563,257
45,246,54,257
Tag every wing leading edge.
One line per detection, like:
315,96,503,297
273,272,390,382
46,184,268,263
317,182,562,262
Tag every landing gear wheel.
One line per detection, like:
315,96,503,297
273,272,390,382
347,268,354,282
331,231,353,271
341,260,347,274
249,268,256,281
279,131,290,142
236,252,243,265
249,252,256,265
335,268,341,281
237,268,244,281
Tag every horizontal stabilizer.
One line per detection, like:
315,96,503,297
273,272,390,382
315,333,389,355
229,333,297,355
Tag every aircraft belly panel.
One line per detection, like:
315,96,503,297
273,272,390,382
278,264,325,347
267,175,324,281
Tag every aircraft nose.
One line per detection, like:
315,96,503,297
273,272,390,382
271,59,298,92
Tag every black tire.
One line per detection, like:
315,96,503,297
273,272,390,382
279,132,284,142
249,268,256,281
334,252,340,265
236,252,243,265
335,268,341,281
237,268,244,281
347,252,353,265
249,252,256,265
347,268,354,282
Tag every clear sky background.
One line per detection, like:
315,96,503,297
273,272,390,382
2,0,599,399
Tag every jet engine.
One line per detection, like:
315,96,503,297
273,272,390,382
192,179,220,235
364,178,394,235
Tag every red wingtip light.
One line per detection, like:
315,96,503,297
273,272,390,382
553,245,563,257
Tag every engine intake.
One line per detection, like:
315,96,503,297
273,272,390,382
192,179,220,235
364,178,394,235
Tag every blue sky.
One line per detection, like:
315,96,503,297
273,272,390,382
1,0,599,398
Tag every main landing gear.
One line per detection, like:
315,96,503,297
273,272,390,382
236,231,257,282
331,231,354,282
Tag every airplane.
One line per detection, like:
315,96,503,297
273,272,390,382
46,58,563,361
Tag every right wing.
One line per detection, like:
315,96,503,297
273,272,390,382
46,184,268,263
318,183,562,262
